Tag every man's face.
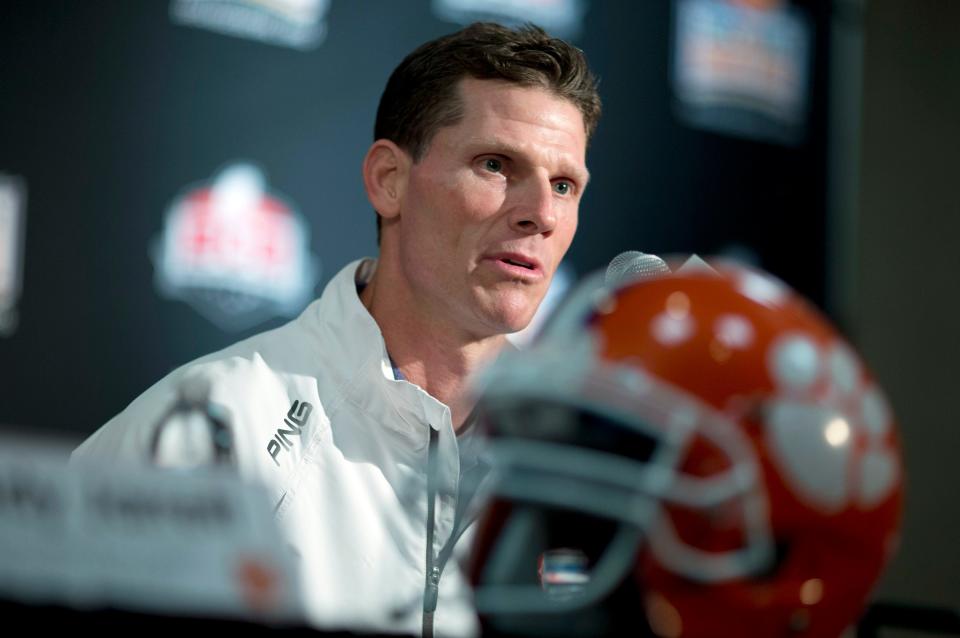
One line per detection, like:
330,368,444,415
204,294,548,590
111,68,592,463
395,77,589,339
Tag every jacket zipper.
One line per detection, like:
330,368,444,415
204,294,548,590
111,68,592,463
421,422,492,637
422,426,440,637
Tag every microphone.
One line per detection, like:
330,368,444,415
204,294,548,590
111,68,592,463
532,251,670,342
604,250,670,288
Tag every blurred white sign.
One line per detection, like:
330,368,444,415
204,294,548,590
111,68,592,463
0,447,302,620
153,162,320,332
171,0,331,50
433,0,588,40
0,175,26,337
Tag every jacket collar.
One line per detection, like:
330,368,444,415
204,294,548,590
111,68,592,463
307,259,452,442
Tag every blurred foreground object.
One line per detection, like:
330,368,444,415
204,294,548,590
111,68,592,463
0,443,302,623
150,373,236,468
470,258,903,637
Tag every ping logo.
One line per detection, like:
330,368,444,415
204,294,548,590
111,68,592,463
267,400,312,467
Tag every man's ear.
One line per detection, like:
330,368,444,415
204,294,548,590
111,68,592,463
362,139,409,220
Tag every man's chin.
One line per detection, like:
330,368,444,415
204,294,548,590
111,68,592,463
483,302,539,336
468,286,545,336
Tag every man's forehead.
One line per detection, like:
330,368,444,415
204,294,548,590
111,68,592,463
456,78,585,130
454,78,586,142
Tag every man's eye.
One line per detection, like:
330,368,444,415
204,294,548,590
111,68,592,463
483,158,503,173
553,181,573,195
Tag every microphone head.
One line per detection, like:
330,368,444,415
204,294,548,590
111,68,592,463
604,250,671,288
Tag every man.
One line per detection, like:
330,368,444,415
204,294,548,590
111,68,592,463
73,22,600,637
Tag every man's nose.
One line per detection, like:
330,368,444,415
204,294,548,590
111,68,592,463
508,176,557,236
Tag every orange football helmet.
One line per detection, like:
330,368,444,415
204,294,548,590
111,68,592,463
469,258,903,637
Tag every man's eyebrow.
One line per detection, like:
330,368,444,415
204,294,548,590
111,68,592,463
464,138,525,158
466,138,591,185
579,168,592,188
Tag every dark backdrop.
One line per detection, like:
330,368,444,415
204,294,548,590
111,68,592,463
0,1,831,435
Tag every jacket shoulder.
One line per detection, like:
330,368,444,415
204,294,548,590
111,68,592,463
71,317,323,468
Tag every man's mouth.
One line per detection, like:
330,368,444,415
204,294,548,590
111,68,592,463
483,252,544,279
500,257,534,270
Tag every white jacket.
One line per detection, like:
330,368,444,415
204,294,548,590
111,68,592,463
72,259,481,637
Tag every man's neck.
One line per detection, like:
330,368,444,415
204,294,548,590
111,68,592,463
359,262,507,432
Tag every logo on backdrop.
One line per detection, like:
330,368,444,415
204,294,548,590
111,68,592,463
170,0,331,51
672,0,812,145
152,162,320,332
0,174,27,337
432,0,587,40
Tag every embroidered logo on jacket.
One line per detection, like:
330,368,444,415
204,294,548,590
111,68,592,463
267,400,312,467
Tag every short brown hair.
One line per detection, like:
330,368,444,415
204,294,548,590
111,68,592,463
373,22,601,241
